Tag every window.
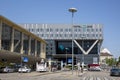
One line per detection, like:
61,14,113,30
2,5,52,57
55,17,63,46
91,29,94,32
65,28,68,32
56,28,59,32
87,28,90,32
46,29,49,32
60,29,63,32
78,29,81,32
69,28,72,32
64,34,67,37
74,28,77,32
56,34,58,37
50,28,53,32
40,28,43,31
92,34,95,37
96,28,98,32
87,25,92,28
60,34,62,37
99,28,102,32
31,28,34,32
96,34,98,37
41,34,44,37
70,34,72,37
50,34,53,37
87,34,89,37
75,34,77,37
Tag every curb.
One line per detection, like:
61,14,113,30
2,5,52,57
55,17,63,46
34,71,63,76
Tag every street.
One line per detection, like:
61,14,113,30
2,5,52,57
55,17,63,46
81,71,120,80
0,71,119,80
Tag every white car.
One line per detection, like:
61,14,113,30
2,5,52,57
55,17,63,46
18,66,31,73
0,66,15,73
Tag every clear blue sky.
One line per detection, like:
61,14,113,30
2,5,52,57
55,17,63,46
0,0,120,58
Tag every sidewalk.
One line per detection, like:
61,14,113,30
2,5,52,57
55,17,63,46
19,70,63,76
19,70,86,77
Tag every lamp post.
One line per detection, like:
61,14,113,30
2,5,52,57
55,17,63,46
81,26,86,71
68,8,77,74
65,48,68,66
81,36,85,70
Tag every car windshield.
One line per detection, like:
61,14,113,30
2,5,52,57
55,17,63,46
111,69,120,71
20,66,29,68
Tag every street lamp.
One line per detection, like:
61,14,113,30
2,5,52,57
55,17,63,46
65,48,68,66
81,36,85,70
81,26,86,71
68,7,77,74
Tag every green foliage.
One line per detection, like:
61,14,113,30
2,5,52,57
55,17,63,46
118,56,120,62
105,58,117,66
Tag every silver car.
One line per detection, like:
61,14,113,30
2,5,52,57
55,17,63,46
0,66,15,73
18,66,31,73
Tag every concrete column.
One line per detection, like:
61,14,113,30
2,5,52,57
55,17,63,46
34,40,37,57
10,28,14,52
0,20,2,50
40,43,46,59
20,33,24,54
38,42,41,57
28,36,31,55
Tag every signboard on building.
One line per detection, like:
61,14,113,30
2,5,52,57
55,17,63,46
22,56,28,62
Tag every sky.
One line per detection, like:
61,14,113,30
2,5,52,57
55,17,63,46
0,0,120,58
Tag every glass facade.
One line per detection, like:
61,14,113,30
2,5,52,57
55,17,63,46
37,41,41,57
56,40,98,55
14,29,21,53
2,23,12,50
0,16,46,65
23,34,29,55
1,23,43,57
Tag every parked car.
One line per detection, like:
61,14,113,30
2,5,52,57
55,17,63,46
110,68,120,76
0,66,15,73
83,68,88,71
18,66,31,73
88,67,102,71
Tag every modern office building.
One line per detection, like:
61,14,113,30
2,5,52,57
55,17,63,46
0,15,46,67
19,24,103,65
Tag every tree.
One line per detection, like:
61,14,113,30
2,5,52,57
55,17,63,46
116,56,120,66
105,58,117,66
118,56,120,62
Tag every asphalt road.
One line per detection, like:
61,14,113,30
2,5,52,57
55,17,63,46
0,71,119,80
81,71,120,80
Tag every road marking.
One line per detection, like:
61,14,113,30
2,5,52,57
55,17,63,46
82,76,116,80
96,77,101,80
104,77,109,80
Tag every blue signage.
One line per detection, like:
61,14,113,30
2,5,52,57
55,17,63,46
22,56,28,62
68,58,72,63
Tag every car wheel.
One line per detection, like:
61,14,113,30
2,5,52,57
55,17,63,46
7,70,9,73
26,70,29,73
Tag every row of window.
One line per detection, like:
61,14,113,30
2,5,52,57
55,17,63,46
36,33,102,38
28,28,102,33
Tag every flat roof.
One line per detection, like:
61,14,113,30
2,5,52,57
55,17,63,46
0,15,46,44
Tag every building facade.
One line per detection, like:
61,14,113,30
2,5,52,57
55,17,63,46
20,24,103,65
0,16,46,67
99,48,113,65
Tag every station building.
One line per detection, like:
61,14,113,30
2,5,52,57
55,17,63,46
0,15,46,66
20,24,103,65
